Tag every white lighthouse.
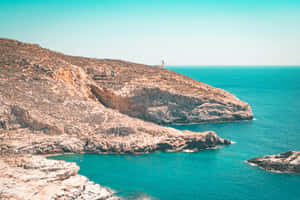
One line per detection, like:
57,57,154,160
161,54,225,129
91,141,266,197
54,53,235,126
161,60,165,68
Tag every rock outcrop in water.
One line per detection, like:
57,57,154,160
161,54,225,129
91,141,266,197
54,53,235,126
247,151,300,174
0,38,251,199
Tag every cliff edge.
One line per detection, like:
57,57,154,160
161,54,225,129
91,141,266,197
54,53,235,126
0,38,253,125
0,38,252,199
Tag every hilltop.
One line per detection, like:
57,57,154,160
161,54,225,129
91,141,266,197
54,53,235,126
0,38,252,199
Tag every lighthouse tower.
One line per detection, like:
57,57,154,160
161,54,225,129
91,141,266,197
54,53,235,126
161,60,165,68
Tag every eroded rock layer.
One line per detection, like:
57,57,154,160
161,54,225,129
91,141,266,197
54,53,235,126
0,154,119,200
0,38,247,199
0,38,253,125
0,38,233,155
247,151,300,174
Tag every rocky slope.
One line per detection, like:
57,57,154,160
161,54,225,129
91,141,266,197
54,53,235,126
0,38,251,199
0,154,119,200
247,151,300,174
0,38,252,125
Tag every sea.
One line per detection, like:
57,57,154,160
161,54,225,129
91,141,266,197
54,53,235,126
51,67,300,200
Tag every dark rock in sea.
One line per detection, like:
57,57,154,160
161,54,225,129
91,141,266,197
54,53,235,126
247,151,300,174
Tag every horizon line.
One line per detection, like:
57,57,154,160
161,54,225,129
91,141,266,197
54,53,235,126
166,65,300,67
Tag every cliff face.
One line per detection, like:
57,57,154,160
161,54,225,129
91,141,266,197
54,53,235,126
98,66,253,124
86,59,253,125
0,38,244,155
248,151,300,174
0,39,230,154
0,38,249,199
0,38,252,125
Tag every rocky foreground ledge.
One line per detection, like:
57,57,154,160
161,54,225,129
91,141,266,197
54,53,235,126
0,131,230,200
247,151,300,174
0,154,119,200
0,38,244,199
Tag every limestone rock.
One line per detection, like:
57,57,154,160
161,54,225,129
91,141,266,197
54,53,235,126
0,38,246,199
0,155,118,200
247,151,300,174
0,38,233,155
0,38,252,125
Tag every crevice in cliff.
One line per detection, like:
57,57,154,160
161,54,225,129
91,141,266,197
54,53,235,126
89,84,132,113
0,121,7,129
89,85,111,107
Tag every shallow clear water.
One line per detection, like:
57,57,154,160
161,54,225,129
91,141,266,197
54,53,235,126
51,67,300,200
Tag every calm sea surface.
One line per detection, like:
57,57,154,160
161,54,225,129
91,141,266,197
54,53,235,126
51,67,300,200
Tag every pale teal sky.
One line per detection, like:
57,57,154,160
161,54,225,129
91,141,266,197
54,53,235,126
1,0,300,65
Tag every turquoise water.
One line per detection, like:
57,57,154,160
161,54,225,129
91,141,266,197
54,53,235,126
51,67,300,200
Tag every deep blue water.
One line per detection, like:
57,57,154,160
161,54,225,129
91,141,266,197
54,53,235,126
51,67,300,200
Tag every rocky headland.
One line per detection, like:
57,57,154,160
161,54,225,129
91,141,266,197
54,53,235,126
247,151,300,174
0,38,252,199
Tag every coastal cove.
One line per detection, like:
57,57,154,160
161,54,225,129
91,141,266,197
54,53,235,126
51,67,300,200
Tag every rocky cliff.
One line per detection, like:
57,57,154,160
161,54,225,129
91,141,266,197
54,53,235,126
247,151,300,174
0,38,251,199
0,38,252,125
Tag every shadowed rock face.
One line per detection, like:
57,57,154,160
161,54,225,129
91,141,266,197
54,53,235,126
247,151,300,174
0,38,240,199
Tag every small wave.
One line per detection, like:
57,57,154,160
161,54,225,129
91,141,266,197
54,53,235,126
208,146,220,149
122,192,159,200
231,141,236,144
245,161,257,166
183,145,226,152
183,149,196,153
245,161,286,174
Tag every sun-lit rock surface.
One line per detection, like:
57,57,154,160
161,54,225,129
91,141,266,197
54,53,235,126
247,151,300,174
0,154,119,200
0,38,232,155
0,38,250,199
0,38,252,125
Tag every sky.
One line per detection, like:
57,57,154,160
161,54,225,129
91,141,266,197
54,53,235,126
1,0,300,66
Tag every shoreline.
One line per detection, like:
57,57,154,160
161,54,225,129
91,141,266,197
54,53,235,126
0,38,253,200
245,161,288,174
164,117,254,126
44,142,230,158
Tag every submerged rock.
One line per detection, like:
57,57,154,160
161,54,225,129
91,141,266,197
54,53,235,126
247,151,300,174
